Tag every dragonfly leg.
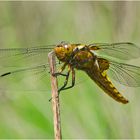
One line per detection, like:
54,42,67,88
58,68,75,92
58,67,71,92
52,62,67,77
49,63,75,101
49,67,70,102
53,72,67,77
49,63,69,101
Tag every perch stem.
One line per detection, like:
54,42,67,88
48,51,62,140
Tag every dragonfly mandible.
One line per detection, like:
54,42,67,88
0,41,140,104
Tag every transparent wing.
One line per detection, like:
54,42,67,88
0,64,50,77
89,42,140,60
108,60,140,87
0,45,60,94
0,57,64,98
0,45,55,68
0,63,52,93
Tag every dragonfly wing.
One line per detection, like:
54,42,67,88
0,64,52,92
0,64,49,76
0,46,55,68
89,42,140,60
0,45,62,95
107,60,140,87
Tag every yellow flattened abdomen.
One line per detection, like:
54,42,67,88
102,73,128,104
86,68,129,104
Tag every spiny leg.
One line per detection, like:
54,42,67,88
52,62,67,77
49,67,75,101
58,66,71,93
52,63,72,92
49,70,70,102
49,63,69,101
58,68,75,92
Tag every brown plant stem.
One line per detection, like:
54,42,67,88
48,51,62,140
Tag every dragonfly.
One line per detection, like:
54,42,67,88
0,41,140,104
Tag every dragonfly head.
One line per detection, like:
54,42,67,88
54,41,73,62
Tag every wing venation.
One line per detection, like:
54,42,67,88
107,60,140,87
89,42,140,60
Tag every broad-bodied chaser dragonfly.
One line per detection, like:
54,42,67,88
0,41,140,104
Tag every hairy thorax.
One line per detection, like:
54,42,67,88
71,50,95,71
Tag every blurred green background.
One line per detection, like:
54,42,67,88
0,1,140,139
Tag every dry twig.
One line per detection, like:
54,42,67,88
48,51,62,140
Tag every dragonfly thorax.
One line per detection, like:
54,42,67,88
54,42,98,70
71,50,96,70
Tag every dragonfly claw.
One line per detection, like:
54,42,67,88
49,97,52,102
48,95,59,102
52,72,67,77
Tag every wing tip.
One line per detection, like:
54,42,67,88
0,72,11,77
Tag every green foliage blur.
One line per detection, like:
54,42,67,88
0,1,140,139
